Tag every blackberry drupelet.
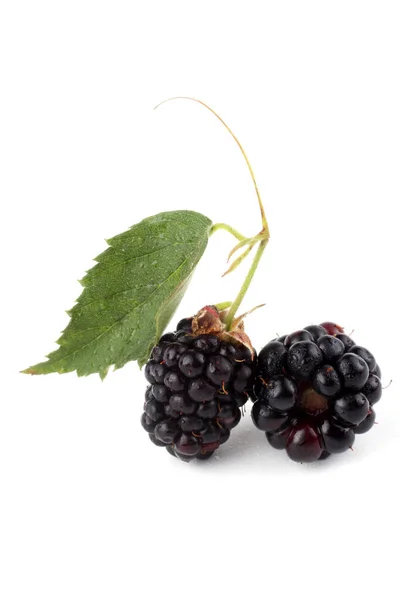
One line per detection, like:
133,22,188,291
252,322,382,463
141,307,255,461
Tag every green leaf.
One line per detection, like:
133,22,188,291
23,210,212,378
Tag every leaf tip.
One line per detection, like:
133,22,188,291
99,366,109,381
21,367,39,375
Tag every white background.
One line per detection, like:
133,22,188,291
1,1,399,599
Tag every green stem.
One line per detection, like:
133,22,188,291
210,222,247,242
224,239,268,330
154,97,271,329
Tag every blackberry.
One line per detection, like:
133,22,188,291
336,353,369,390
317,335,345,362
141,307,255,461
256,376,296,412
362,374,382,405
257,341,287,379
284,330,313,346
303,325,327,342
287,341,323,379
286,423,323,463
312,365,341,398
335,333,355,351
354,407,376,434
252,322,382,463
333,393,369,426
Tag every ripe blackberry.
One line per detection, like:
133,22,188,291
141,306,255,461
252,322,382,463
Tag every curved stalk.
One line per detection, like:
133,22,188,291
154,96,270,237
155,97,270,330
210,222,246,242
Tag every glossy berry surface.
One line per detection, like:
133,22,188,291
333,393,369,426
317,335,345,362
286,423,323,463
252,322,382,463
257,341,287,379
354,408,376,434
141,316,255,461
287,341,323,379
336,353,369,391
304,325,328,342
362,374,382,405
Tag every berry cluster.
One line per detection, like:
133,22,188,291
252,322,382,463
141,317,255,461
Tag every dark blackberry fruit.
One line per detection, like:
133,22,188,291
333,393,369,426
169,393,196,414
145,361,167,384
234,392,249,407
196,444,219,460
158,332,177,344
152,383,170,403
256,376,296,412
348,345,376,372
219,428,231,444
179,415,204,432
251,401,290,432
164,370,186,392
179,351,206,378
234,364,253,393
317,335,345,362
335,333,355,352
372,364,381,379
198,422,220,442
354,408,376,434
174,433,201,457
196,400,218,418
141,413,156,434
252,322,383,463
312,365,341,398
257,341,287,379
286,341,323,379
154,419,181,444
144,398,165,423
266,425,291,450
217,405,241,430
320,419,355,454
145,385,154,403
141,308,255,461
164,405,180,419
188,378,216,402
163,343,187,367
336,353,369,391
318,450,331,461
303,325,327,342
206,355,233,385
176,317,194,332
286,423,323,463
361,374,382,405
193,335,220,354
284,330,313,346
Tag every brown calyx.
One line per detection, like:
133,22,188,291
191,305,224,336
191,305,255,359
